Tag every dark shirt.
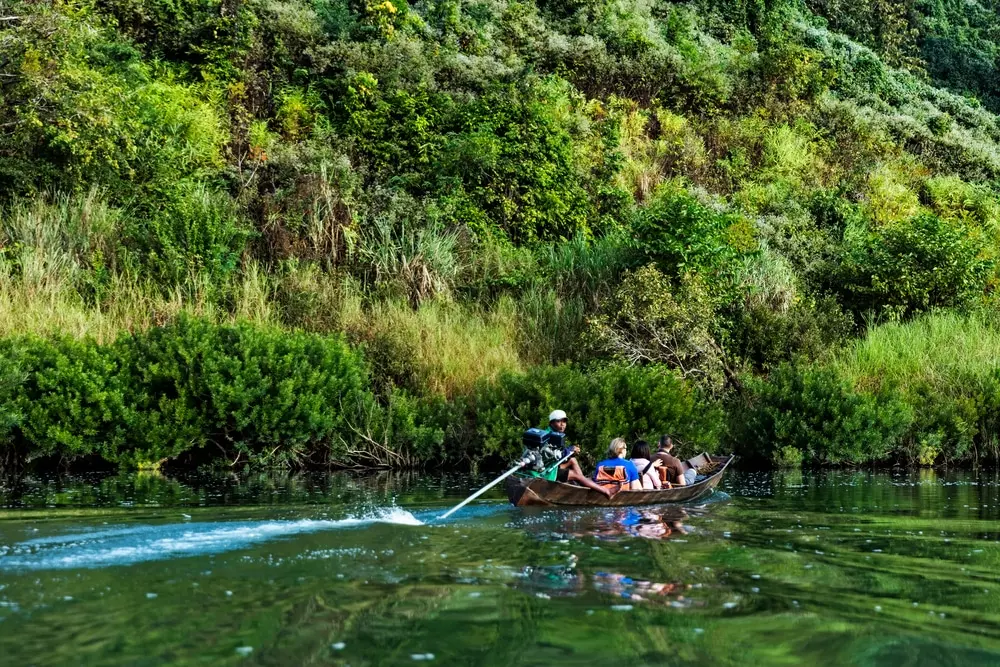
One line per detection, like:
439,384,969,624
654,450,685,484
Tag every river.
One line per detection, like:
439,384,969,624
2,468,1000,665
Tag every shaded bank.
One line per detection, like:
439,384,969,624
6,312,1000,475
0,317,721,474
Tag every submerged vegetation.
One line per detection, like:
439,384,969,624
2,0,1000,472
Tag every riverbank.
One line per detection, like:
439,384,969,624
3,310,1000,476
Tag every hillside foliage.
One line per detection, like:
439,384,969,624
2,0,1000,471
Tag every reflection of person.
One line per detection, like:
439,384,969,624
592,572,690,602
626,510,689,540
566,506,689,542
630,516,670,539
654,435,697,486
593,438,643,491
629,440,662,490
543,410,614,498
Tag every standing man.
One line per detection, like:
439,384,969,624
545,410,614,498
654,435,697,486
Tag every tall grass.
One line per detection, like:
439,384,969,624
0,268,277,343
1,190,120,294
338,285,524,397
351,215,461,306
736,244,799,313
834,311,1000,392
830,311,1000,462
0,192,277,341
516,288,588,365
514,232,637,363
540,231,636,304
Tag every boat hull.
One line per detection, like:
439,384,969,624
505,453,734,507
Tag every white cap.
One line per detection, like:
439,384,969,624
548,409,567,422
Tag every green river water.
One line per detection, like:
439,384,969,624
3,468,1000,666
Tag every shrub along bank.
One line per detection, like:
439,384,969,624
0,318,370,471
7,312,1000,475
735,312,1000,467
0,318,724,474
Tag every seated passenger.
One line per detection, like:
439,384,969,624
629,440,663,490
593,438,643,492
654,435,697,486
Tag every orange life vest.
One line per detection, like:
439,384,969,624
595,465,629,490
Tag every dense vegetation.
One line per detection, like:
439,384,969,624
2,0,1000,472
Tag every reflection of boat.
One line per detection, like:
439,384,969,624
579,506,692,541
505,453,734,507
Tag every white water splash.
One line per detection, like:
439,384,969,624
0,507,423,571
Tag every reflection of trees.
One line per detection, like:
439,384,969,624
260,584,453,666
0,469,450,512
758,468,1000,528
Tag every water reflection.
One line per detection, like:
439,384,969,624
3,469,1000,665
0,468,474,510
560,505,693,541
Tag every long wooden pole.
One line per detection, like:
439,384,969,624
438,452,572,520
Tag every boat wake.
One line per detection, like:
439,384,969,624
0,507,423,571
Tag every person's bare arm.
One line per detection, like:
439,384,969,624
629,479,643,491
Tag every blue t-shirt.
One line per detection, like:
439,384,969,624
593,458,639,482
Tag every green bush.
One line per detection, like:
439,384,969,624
0,320,430,471
0,336,125,463
338,75,451,182
913,0,1000,113
0,350,25,472
737,363,913,464
351,210,460,305
773,445,803,468
0,2,227,198
754,209,844,292
470,362,723,465
587,264,729,392
97,0,261,80
837,214,993,319
742,39,833,107
922,176,999,228
633,186,757,290
114,317,369,467
127,182,250,286
804,0,919,69
729,294,852,371
437,77,599,243
833,312,1000,463
348,389,455,467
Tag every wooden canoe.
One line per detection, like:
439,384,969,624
505,453,734,508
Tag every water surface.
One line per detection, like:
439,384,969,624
3,468,1000,665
